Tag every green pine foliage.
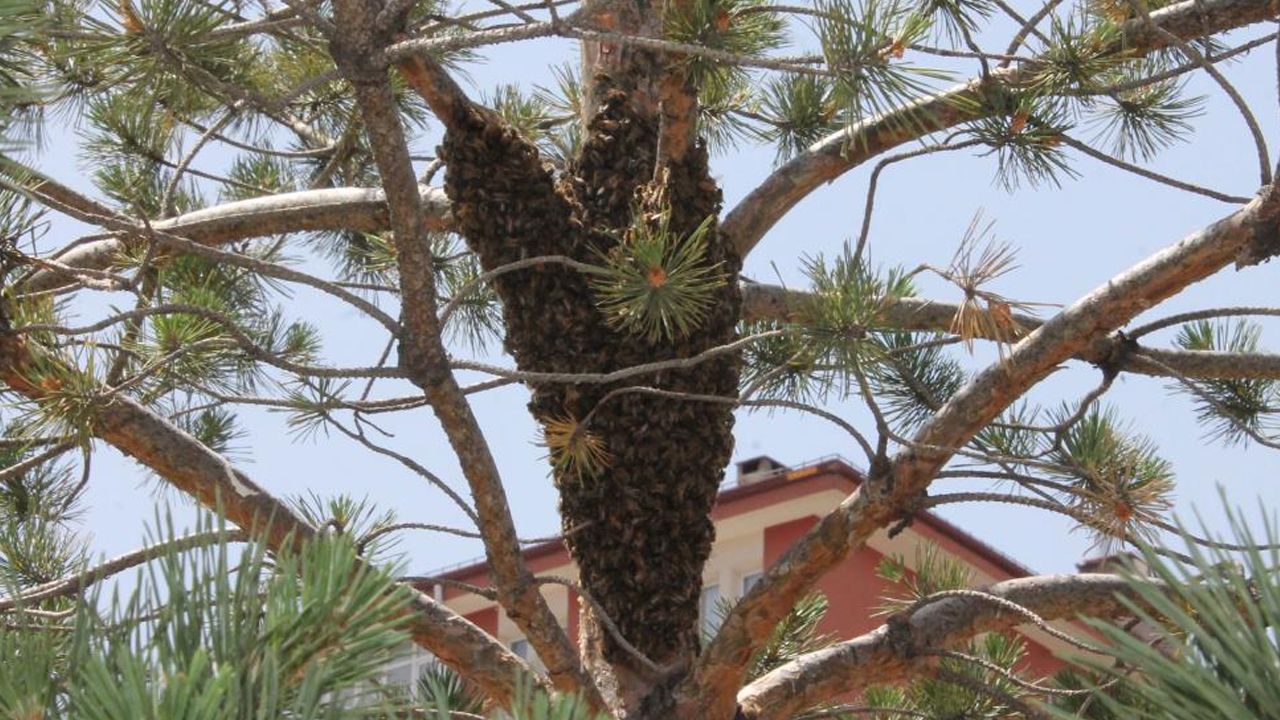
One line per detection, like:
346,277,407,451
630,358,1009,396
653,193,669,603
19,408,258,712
665,0,787,90
414,659,610,720
290,491,403,564
0,0,44,147
533,63,584,166
1050,505,1280,720
1,513,412,718
740,318,833,404
434,235,505,352
744,593,836,680
418,660,489,717
484,83,560,145
696,70,756,154
0,0,1274,716
814,0,944,135
1,505,606,719
222,154,301,201
970,401,1043,463
1170,319,1280,446
874,541,973,615
1088,66,1203,162
910,632,1029,718
739,248,923,407
964,90,1079,191
1051,406,1175,545
797,248,914,367
866,330,966,429
592,210,726,342
861,541,1033,719
708,590,847,713
752,73,842,164
1048,667,1159,720
63,530,412,718
914,0,997,44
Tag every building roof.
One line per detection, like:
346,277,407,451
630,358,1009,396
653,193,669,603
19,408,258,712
423,455,1034,586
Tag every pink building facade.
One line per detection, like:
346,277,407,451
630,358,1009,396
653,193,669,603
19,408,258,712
391,456,1080,687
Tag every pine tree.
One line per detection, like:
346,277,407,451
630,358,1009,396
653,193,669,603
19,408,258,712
2,0,1280,716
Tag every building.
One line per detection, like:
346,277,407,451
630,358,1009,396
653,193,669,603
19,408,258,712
386,455,1083,690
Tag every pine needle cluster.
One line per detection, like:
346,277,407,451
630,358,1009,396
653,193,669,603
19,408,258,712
1050,507,1280,720
591,184,726,342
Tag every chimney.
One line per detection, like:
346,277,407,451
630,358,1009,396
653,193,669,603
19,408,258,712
1077,551,1148,576
735,456,788,486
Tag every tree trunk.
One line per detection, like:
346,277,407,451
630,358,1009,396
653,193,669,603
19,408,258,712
438,70,741,716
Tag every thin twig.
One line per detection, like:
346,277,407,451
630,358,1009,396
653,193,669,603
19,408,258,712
908,589,1103,654
533,575,663,675
1128,306,1280,339
20,304,404,380
439,254,599,326
1060,134,1250,204
579,384,876,462
0,529,250,611
1126,0,1272,185
452,331,783,386
933,666,1051,720
854,139,984,264
926,648,1098,696
163,107,240,217
327,418,479,524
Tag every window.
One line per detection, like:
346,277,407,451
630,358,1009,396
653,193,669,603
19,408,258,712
376,642,435,699
511,638,531,660
700,584,723,636
338,643,439,708
384,662,413,689
742,572,763,594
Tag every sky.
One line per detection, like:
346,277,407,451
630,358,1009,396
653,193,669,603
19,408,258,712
23,6,1280,587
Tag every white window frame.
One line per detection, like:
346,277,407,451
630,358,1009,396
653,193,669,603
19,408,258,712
700,584,723,636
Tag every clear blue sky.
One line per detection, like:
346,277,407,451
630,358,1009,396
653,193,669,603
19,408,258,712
30,14,1280,581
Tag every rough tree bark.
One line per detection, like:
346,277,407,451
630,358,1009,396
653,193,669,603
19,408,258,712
3,0,1280,717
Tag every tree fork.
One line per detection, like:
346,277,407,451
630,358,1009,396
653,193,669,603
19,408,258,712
438,71,741,714
331,0,598,705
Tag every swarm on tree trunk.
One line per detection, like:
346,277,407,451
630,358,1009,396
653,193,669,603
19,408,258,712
439,70,741,691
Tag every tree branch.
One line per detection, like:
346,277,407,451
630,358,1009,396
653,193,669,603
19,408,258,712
394,54,476,128
20,182,450,294
685,184,1280,718
736,574,1139,719
329,3,600,705
15,190,401,332
742,283,1280,381
0,329,537,707
24,199,1280,386
21,303,405,380
0,529,250,611
721,0,1280,258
